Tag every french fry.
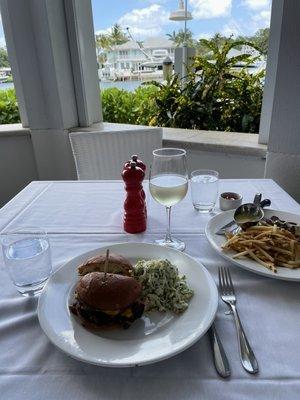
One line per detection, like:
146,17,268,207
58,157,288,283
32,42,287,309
232,250,250,258
222,222,300,273
247,249,277,272
253,244,274,262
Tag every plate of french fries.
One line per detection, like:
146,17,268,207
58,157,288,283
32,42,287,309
205,209,300,281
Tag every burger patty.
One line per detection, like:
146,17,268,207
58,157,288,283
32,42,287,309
70,299,144,329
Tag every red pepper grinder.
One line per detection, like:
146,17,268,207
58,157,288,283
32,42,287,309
122,161,146,233
124,155,147,218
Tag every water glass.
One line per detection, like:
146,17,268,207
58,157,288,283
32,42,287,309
191,170,219,212
1,229,52,296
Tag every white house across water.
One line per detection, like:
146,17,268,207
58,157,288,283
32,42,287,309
100,37,175,81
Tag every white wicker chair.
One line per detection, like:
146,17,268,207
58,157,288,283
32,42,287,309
69,127,163,180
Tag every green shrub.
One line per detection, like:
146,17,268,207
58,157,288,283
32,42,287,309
132,85,159,125
219,70,264,133
0,89,20,124
101,87,136,124
101,85,158,126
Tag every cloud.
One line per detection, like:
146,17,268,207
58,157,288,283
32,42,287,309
221,19,243,37
118,4,169,38
221,10,270,37
252,9,271,26
195,32,214,40
137,0,167,3
243,0,270,10
95,28,111,36
190,0,232,19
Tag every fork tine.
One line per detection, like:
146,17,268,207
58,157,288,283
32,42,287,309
223,266,229,295
218,267,222,291
219,266,226,295
218,267,224,293
225,267,232,295
226,267,235,295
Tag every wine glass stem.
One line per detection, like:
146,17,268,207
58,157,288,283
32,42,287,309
165,206,173,243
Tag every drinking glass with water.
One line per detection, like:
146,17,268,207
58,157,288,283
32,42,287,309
191,170,219,212
1,229,52,296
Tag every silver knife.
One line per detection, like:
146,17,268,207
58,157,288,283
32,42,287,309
215,220,237,235
208,323,231,378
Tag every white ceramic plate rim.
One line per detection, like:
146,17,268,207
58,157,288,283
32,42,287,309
38,242,218,367
205,209,300,282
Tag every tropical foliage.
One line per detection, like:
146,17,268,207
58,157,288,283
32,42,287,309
0,38,264,132
0,89,20,124
0,48,9,68
145,38,264,133
167,29,270,57
239,28,269,55
102,38,264,133
95,23,128,50
166,29,194,47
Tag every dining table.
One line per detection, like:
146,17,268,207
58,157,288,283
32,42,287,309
0,178,299,400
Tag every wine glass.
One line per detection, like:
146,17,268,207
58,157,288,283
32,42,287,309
149,148,188,251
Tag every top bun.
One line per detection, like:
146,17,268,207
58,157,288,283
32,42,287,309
78,253,132,277
76,272,142,311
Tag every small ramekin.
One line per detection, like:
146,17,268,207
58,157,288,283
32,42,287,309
219,192,243,211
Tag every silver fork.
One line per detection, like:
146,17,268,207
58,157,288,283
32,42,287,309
218,267,259,374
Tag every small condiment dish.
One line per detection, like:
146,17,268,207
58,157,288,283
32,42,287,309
219,192,243,211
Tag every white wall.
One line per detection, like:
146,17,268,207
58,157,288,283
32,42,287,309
186,149,265,179
262,0,300,201
0,126,265,207
0,131,38,206
1,0,101,181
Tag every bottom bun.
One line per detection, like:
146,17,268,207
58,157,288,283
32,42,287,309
80,316,120,331
69,301,144,331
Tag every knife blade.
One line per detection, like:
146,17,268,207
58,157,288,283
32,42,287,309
215,220,237,235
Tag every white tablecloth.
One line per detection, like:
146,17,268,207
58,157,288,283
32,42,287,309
0,179,299,400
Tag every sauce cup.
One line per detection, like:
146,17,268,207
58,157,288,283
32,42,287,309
219,192,243,211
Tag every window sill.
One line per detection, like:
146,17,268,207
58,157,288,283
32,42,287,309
0,123,30,137
73,122,267,158
163,127,267,157
0,122,267,158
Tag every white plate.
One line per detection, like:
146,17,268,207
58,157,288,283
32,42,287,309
38,242,218,367
205,209,300,281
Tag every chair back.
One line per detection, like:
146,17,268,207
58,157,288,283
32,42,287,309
69,127,162,179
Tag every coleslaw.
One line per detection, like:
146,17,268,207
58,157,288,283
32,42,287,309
133,258,194,313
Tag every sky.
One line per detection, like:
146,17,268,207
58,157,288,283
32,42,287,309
91,0,272,40
0,0,271,46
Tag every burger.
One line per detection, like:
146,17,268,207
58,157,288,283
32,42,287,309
70,272,144,330
70,271,144,330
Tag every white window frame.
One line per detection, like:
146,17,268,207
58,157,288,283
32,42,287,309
258,0,281,145
0,0,292,150
0,0,101,130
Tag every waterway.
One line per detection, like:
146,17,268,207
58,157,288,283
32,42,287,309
0,80,144,92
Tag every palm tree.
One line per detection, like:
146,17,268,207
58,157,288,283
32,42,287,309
95,34,112,51
109,23,128,46
166,29,194,47
95,24,128,53
95,24,128,67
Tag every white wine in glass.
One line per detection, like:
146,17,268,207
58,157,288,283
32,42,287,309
149,148,188,251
